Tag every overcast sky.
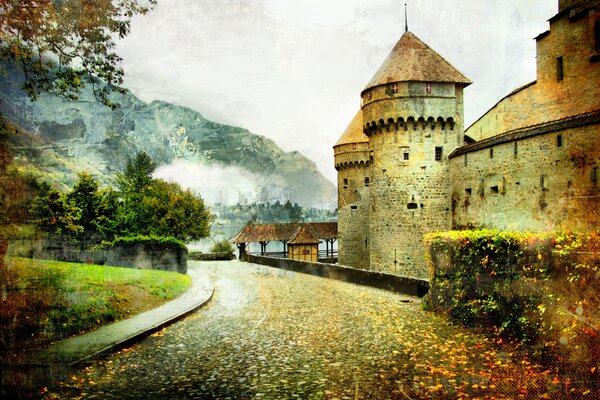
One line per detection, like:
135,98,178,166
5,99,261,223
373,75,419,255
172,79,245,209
116,0,557,184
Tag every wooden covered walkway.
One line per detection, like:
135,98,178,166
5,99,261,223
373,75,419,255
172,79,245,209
232,222,337,260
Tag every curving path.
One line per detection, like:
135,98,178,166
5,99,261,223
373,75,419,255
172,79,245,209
43,261,579,399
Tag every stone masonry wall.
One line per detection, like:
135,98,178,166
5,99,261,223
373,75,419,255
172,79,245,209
337,171,370,269
467,9,600,141
367,122,459,279
335,142,371,269
363,82,465,279
450,124,600,231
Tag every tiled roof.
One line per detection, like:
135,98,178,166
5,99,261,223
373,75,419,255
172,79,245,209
364,31,471,91
288,225,320,245
451,110,600,158
334,110,368,147
232,222,337,243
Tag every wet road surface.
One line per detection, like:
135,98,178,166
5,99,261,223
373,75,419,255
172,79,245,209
43,261,581,399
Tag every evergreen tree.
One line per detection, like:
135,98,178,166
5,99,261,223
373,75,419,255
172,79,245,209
66,172,102,234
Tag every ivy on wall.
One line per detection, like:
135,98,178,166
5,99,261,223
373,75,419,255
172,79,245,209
425,230,599,376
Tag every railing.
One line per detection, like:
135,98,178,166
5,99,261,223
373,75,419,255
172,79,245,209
247,250,338,259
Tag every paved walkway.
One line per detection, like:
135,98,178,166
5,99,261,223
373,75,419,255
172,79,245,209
42,260,586,400
34,265,214,366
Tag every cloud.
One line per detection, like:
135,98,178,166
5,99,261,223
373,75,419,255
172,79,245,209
153,160,261,205
117,0,557,185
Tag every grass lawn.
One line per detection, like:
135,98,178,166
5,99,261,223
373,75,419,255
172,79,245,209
0,257,191,363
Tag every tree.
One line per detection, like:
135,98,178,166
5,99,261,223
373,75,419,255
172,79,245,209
141,179,213,242
0,0,157,108
114,151,157,234
115,151,157,194
66,171,102,234
30,186,82,236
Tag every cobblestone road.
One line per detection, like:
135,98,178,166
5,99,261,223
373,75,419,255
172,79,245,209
43,261,585,399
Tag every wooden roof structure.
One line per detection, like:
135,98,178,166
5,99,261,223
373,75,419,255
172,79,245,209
288,225,320,245
232,222,337,243
334,110,368,147
364,31,471,91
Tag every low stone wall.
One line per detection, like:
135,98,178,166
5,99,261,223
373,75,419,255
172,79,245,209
7,236,188,274
245,254,429,297
102,244,187,274
188,252,235,261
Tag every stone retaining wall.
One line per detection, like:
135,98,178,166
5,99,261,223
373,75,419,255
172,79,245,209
245,254,429,297
7,237,187,274
188,252,235,261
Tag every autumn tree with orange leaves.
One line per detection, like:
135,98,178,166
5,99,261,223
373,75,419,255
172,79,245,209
0,0,156,108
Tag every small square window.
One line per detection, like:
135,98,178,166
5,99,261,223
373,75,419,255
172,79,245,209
435,146,443,161
465,188,472,196
490,186,499,194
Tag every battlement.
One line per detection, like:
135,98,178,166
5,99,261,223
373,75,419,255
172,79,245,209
363,115,456,135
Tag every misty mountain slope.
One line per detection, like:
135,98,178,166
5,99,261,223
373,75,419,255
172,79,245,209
0,67,336,208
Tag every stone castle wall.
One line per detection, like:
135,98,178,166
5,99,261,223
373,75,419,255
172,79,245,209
336,155,370,268
455,5,600,231
335,2,598,280
450,123,600,231
366,122,462,278
467,8,600,141
337,173,370,268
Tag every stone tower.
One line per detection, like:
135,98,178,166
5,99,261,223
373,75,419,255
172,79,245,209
361,31,471,278
334,111,370,268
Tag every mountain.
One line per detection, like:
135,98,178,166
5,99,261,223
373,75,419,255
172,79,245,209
0,67,336,209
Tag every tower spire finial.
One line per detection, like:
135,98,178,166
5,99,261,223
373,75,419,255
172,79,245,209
404,2,408,32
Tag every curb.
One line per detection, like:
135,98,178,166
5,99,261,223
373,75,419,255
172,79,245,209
69,285,214,367
32,268,214,367
2,267,214,399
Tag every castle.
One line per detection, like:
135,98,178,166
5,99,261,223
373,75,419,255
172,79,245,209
334,0,600,279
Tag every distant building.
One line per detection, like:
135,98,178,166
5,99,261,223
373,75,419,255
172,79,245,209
287,225,320,262
232,222,337,261
334,0,600,279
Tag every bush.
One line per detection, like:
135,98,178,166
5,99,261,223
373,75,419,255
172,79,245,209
210,240,233,254
425,229,600,379
101,234,187,252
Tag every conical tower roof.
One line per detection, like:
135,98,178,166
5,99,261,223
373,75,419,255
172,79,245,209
334,110,368,147
364,31,471,91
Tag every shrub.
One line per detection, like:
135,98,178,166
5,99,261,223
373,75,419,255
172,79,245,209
101,234,187,252
210,240,233,254
425,229,600,379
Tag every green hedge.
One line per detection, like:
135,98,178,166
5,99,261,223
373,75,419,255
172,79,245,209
425,230,599,375
101,235,187,252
